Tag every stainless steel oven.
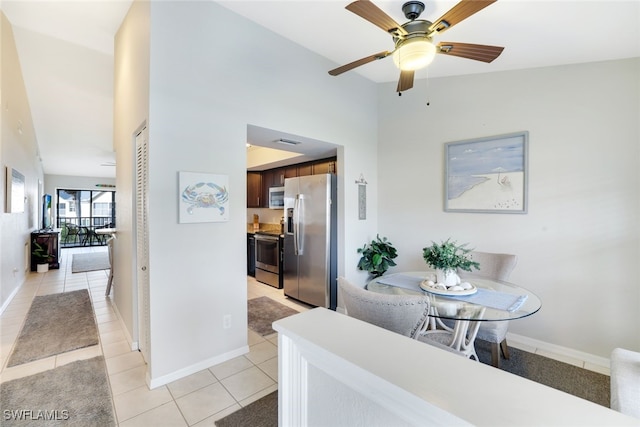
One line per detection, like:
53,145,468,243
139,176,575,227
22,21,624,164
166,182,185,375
254,233,282,288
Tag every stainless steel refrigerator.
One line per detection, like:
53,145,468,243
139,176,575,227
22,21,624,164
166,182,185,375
283,174,337,309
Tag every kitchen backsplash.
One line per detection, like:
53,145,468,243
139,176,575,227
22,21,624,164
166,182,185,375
246,208,283,225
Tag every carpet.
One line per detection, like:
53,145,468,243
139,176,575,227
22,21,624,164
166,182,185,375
247,296,299,336
0,356,116,426
71,252,110,273
7,290,99,367
215,391,277,427
475,339,610,407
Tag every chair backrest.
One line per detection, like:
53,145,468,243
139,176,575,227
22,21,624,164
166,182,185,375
107,237,115,264
458,251,517,281
337,277,430,339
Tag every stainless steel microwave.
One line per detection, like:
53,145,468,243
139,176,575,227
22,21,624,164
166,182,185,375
268,186,285,209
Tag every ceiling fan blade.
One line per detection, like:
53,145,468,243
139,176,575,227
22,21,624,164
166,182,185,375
396,70,414,92
328,51,391,76
346,0,408,36
429,0,497,34
436,42,504,63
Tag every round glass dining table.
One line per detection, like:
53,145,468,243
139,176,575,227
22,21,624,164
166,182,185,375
367,271,542,357
366,271,541,323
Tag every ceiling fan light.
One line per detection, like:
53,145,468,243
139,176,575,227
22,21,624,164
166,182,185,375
392,39,436,71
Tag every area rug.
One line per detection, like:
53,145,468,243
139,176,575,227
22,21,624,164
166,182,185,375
215,391,277,427
71,252,110,273
248,296,299,336
475,339,610,407
7,290,98,367
0,356,116,426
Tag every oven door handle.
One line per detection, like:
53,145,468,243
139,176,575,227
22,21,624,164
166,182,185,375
294,195,304,255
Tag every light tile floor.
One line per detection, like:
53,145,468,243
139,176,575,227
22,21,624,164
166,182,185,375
0,247,608,425
0,247,310,426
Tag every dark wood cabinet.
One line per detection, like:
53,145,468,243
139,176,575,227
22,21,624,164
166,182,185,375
283,166,298,181
247,172,262,208
31,230,60,271
247,233,255,276
297,163,312,177
261,169,277,207
312,158,336,175
247,157,337,208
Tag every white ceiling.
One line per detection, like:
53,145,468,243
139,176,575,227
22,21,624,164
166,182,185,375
3,1,639,178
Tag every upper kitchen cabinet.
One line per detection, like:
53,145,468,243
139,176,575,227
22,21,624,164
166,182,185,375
247,172,262,208
312,158,336,175
297,163,312,177
247,157,338,208
284,165,298,181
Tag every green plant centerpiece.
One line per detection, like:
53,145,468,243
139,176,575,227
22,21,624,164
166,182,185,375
357,234,398,278
422,239,479,287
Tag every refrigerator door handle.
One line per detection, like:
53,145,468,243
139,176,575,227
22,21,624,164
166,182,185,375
294,194,304,255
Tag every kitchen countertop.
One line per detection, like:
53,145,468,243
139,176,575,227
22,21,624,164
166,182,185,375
247,223,283,236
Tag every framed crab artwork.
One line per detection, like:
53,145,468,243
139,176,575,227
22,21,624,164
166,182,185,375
178,172,229,223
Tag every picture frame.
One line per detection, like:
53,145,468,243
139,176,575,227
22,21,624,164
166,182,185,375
6,167,26,213
178,172,229,223
444,131,528,214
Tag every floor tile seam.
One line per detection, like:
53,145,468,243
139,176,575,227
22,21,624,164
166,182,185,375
112,386,175,424
166,388,212,427
208,362,258,382
215,376,250,408
0,306,32,374
235,383,279,408
184,398,240,427
254,365,278,383
107,369,148,397
0,354,58,381
217,365,277,399
165,372,222,402
144,400,190,427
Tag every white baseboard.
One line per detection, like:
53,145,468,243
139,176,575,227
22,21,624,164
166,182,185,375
147,345,250,389
0,285,21,314
108,300,136,351
507,332,610,370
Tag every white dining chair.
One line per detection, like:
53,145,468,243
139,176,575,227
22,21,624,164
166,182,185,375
338,276,430,338
338,277,480,360
457,251,518,367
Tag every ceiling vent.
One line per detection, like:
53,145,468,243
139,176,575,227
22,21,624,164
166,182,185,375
275,138,302,146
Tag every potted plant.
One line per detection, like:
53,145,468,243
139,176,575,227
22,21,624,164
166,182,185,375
357,234,398,278
32,240,53,273
422,239,480,286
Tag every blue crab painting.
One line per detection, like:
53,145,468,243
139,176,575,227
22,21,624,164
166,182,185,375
181,181,229,215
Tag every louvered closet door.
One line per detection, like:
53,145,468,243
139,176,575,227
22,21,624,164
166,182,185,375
135,127,150,364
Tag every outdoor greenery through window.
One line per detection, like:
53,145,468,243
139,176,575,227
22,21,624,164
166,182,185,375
56,189,115,247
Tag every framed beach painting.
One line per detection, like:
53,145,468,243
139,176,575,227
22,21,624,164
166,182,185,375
178,172,229,223
444,131,528,214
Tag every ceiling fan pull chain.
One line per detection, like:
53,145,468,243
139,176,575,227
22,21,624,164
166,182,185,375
425,69,431,106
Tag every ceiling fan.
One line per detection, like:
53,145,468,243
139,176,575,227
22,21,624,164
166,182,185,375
328,0,504,93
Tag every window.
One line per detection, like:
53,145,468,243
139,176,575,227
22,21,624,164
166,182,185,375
56,189,116,246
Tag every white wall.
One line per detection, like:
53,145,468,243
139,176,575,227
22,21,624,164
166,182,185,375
115,1,380,385
113,0,150,352
377,58,640,358
0,12,44,310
